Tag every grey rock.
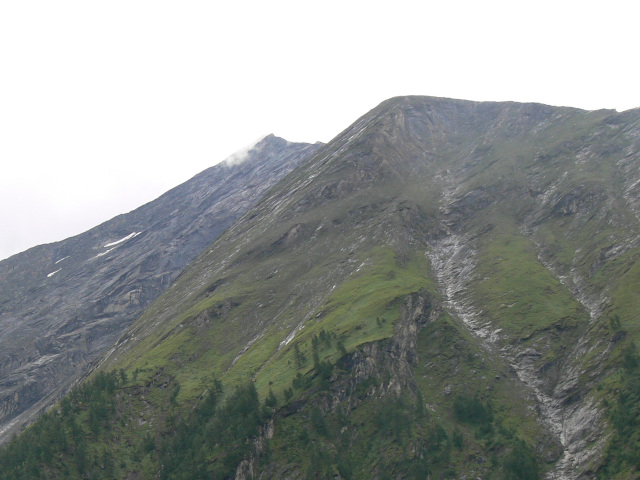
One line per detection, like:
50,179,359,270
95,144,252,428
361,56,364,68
0,135,321,442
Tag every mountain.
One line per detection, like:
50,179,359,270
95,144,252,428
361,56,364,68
0,134,322,443
2,96,640,479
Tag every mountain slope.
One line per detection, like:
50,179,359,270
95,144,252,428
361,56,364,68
0,135,322,442
3,96,640,479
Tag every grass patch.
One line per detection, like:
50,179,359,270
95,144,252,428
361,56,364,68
252,246,433,398
474,217,587,341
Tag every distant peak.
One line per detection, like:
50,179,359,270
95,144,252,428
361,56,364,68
223,134,270,166
222,134,297,166
258,133,293,146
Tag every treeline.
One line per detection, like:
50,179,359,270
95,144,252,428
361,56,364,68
279,332,541,479
0,331,545,480
0,328,350,479
599,343,640,476
452,393,539,480
0,370,126,479
158,380,266,480
0,369,274,480
277,385,460,479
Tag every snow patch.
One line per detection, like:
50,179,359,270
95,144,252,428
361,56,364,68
354,261,368,273
55,256,70,264
47,269,61,278
96,247,116,258
103,232,141,248
280,326,301,348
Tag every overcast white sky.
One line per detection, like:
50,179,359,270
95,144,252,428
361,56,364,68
1,0,639,261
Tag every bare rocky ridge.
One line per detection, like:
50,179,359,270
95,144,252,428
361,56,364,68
0,135,321,442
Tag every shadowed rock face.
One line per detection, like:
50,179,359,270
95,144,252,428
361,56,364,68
0,134,322,442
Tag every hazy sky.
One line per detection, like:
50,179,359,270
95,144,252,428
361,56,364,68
1,0,639,261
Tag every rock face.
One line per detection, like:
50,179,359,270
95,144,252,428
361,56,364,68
0,135,322,442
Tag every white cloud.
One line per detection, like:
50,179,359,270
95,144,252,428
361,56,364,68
223,135,269,166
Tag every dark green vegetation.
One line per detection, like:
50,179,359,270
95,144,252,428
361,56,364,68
0,371,126,479
0,371,264,479
3,96,640,478
0,313,543,479
599,344,640,477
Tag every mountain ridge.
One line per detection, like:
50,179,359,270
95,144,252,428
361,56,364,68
0,134,322,442
3,96,640,478
100,96,640,478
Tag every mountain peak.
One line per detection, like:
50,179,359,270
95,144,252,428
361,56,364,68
96,95,640,478
222,134,271,166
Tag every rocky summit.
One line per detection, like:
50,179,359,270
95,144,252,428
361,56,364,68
2,96,640,479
